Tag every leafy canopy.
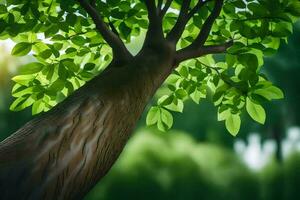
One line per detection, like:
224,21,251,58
0,0,299,136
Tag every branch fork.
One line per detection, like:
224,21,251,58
78,0,232,67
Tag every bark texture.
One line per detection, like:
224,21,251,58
0,43,175,199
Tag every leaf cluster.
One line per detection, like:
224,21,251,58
0,0,299,135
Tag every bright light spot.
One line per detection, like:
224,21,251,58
234,127,300,171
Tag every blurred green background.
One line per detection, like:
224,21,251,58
1,23,300,200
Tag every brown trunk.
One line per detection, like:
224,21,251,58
0,44,175,199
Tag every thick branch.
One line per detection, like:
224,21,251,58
107,18,120,37
143,0,164,46
166,0,192,43
189,0,224,48
90,0,96,7
160,0,173,18
173,0,224,64
167,0,213,43
175,40,233,64
145,0,159,24
78,0,131,60
157,0,163,12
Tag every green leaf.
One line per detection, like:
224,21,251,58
119,22,131,39
178,66,189,78
84,63,96,71
146,106,160,125
190,89,204,104
10,97,27,111
160,108,173,129
61,59,79,72
218,108,230,121
225,113,241,136
19,62,44,75
254,86,284,100
165,99,184,113
48,79,65,93
12,87,33,97
11,42,32,56
158,95,173,106
12,75,35,86
39,49,53,59
175,88,187,99
238,53,258,71
273,22,293,37
246,97,266,124
226,54,236,67
10,96,34,111
157,120,167,132
286,1,300,16
71,36,86,46
32,99,45,115
0,5,7,14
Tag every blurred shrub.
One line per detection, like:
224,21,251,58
260,160,284,200
284,153,300,200
84,129,259,200
260,153,300,200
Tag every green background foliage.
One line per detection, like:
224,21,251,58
84,129,300,200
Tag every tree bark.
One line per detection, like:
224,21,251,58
0,43,175,199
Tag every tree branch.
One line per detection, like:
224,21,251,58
143,0,164,46
189,0,224,48
107,18,120,37
175,40,233,64
144,0,158,24
157,0,163,12
90,0,96,7
167,0,213,43
160,0,173,18
187,0,213,19
173,0,225,64
166,0,192,43
78,0,132,60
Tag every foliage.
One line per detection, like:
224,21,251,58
260,160,285,200
82,129,300,200
260,154,300,200
146,0,298,135
283,153,300,200
0,0,299,135
0,43,32,141
84,128,260,200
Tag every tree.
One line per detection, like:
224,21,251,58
0,0,299,199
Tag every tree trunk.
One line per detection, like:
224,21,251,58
0,44,175,199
